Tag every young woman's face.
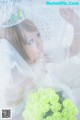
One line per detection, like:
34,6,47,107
24,31,44,63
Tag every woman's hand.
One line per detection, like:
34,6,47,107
59,8,80,29
59,8,80,57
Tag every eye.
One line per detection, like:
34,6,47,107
27,39,34,45
37,32,40,37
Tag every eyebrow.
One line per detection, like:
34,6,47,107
25,31,40,44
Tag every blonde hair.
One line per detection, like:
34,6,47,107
0,19,38,61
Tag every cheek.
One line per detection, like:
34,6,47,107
25,44,39,60
28,44,39,54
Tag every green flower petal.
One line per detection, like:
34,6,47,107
23,88,78,120
52,112,62,120
51,103,61,112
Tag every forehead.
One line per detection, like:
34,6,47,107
26,31,37,37
23,30,38,39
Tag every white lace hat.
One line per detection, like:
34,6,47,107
0,0,28,28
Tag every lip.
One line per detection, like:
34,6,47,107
39,51,44,57
39,49,44,54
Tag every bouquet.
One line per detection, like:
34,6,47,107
23,87,78,120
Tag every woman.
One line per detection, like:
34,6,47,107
0,1,80,119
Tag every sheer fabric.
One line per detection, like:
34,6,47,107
0,39,35,118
